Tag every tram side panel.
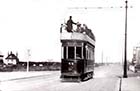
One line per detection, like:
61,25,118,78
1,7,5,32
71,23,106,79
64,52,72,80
76,42,95,75
83,43,95,77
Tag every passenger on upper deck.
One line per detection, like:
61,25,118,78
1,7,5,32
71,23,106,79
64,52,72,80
66,16,77,32
81,24,95,40
60,24,63,33
76,22,82,32
81,24,87,33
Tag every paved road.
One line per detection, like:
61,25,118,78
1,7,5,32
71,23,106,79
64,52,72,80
1,64,138,91
94,64,123,78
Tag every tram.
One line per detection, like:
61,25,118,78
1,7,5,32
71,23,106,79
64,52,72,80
60,23,96,81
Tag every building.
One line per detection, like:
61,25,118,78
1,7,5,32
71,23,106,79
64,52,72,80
4,52,19,65
0,54,4,64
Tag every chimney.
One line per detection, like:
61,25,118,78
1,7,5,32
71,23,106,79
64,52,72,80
8,51,9,56
16,52,18,57
10,51,12,54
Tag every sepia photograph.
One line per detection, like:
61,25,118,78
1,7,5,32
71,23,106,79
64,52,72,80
0,0,140,91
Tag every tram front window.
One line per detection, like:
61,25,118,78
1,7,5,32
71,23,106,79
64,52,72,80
76,47,82,59
63,47,66,59
68,47,74,59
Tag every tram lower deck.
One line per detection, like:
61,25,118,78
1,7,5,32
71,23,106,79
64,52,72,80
60,40,95,81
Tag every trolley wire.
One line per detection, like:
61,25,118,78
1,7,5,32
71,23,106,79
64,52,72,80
68,6,133,10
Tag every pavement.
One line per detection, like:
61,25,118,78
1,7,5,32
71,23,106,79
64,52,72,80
121,77,140,91
0,71,54,82
0,71,140,91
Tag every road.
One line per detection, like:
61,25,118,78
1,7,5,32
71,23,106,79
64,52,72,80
0,64,139,91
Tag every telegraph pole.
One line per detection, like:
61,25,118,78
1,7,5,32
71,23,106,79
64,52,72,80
27,49,31,72
123,0,128,78
101,50,104,64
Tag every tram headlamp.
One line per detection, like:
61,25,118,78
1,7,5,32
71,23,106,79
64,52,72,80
68,62,74,65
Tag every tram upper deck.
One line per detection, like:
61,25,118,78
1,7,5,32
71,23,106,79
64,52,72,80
60,32,95,46
60,23,95,45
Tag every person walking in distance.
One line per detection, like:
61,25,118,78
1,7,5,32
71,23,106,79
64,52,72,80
66,16,76,32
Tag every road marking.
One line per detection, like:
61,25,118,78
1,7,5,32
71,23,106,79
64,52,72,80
119,77,122,91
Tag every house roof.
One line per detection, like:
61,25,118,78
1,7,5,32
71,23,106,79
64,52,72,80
5,52,18,60
0,55,3,57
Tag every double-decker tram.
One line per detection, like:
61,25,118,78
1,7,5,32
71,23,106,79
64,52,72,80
60,22,96,81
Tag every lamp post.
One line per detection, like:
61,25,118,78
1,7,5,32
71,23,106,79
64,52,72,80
123,0,128,78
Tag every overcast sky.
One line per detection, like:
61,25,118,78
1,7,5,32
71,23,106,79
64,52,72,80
0,0,139,63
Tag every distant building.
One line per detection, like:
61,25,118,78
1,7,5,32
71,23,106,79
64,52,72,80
0,54,4,64
4,52,19,65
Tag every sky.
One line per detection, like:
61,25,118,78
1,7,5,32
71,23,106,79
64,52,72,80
0,0,139,63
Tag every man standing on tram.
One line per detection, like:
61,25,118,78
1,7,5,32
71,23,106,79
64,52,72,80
66,16,77,32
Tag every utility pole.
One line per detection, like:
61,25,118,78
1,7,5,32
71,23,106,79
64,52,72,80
27,49,31,72
123,0,128,78
101,50,104,64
